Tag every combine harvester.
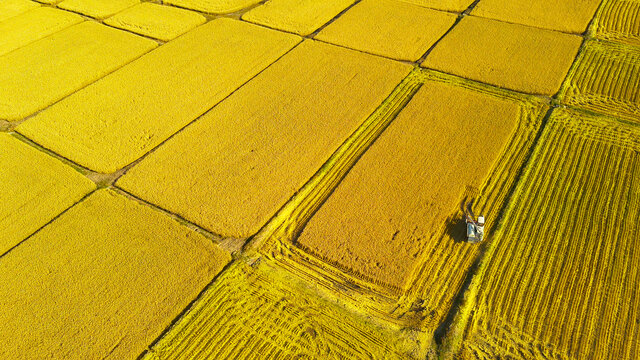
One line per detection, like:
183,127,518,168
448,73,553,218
464,203,484,243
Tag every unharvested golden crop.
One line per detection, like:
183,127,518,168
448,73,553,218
0,21,156,121
104,2,206,42
471,0,601,33
0,7,81,56
17,19,300,173
57,0,138,19
422,16,582,95
0,189,230,359
0,134,94,255
315,0,457,61
118,40,410,238
0,0,39,22
398,0,473,12
457,108,640,359
242,0,356,35
165,0,261,14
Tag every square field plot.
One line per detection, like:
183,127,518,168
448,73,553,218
262,69,547,330
559,40,640,123
459,108,640,360
104,3,206,42
590,0,640,46
0,21,156,121
242,0,356,36
58,0,138,19
0,189,230,360
315,0,457,61
0,7,81,56
0,0,39,22
423,16,582,95
17,19,300,173
139,261,417,359
398,0,473,12
471,0,601,34
165,0,261,14
117,40,411,239
0,134,94,256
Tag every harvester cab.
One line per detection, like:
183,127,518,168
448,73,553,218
464,203,485,243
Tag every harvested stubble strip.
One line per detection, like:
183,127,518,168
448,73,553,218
0,0,38,22
457,108,640,360
0,134,95,255
558,40,640,123
0,21,157,121
57,0,139,19
117,40,411,238
242,0,357,36
590,0,640,46
17,18,300,173
141,260,421,360
470,0,602,34
295,69,546,298
0,7,82,57
0,189,231,359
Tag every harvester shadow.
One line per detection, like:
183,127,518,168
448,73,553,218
444,215,468,244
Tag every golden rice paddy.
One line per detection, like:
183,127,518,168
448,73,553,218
454,108,640,360
1,0,639,358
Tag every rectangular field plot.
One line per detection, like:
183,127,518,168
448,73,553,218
0,7,81,57
0,21,156,121
117,40,410,238
590,0,640,46
470,0,601,34
422,16,582,95
398,0,474,12
458,108,640,360
242,0,356,36
17,19,300,173
141,260,420,360
165,0,261,14
0,0,39,22
256,69,547,329
558,40,640,123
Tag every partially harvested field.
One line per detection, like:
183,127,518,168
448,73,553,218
255,69,547,330
455,108,640,359
558,40,640,123
590,0,640,46
141,260,424,360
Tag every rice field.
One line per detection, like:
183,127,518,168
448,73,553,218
454,108,640,359
1,0,639,358
559,40,640,123
251,68,547,333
